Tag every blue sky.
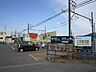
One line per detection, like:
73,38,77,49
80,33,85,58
0,0,96,36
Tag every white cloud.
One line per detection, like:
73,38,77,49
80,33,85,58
72,17,92,35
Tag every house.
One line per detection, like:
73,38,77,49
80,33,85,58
0,32,6,43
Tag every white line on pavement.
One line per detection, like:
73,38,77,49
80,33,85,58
10,45,15,50
0,62,48,69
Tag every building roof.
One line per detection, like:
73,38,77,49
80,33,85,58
0,32,6,33
84,32,96,36
6,36,12,38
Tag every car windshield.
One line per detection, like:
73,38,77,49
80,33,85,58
28,41,34,45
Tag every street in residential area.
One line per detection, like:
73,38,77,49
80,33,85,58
0,44,96,72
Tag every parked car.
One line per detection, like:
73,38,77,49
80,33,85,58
17,41,40,52
41,42,48,48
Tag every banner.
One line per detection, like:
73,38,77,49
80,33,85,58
29,33,38,42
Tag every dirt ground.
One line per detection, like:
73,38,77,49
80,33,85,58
28,52,47,60
27,47,96,64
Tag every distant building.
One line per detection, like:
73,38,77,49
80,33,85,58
6,36,15,44
84,33,96,37
39,31,56,42
0,32,6,43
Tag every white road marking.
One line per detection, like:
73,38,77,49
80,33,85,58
10,45,15,50
0,62,48,69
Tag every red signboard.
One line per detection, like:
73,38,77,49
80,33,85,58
29,33,38,39
29,33,38,42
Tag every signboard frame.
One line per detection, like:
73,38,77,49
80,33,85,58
51,36,73,44
75,36,91,47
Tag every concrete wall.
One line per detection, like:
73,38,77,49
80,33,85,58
6,38,15,44
6,38,11,44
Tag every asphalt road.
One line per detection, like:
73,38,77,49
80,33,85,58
0,44,96,72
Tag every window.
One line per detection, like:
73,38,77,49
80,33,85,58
0,37,3,39
1,33,3,35
0,33,4,35
12,38,15,40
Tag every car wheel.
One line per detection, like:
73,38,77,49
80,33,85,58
20,49,23,52
35,48,39,51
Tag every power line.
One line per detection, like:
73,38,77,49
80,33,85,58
30,10,67,28
71,11,91,20
30,29,45,32
76,0,96,8
29,0,96,29
22,0,96,35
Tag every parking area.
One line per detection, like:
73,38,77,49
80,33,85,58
10,43,48,61
0,44,96,72
10,43,96,63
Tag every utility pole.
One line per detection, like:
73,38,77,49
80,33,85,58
45,26,46,41
68,0,71,36
28,23,30,34
15,30,17,43
15,30,17,38
91,12,94,51
5,24,6,33
93,22,95,51
45,26,46,35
